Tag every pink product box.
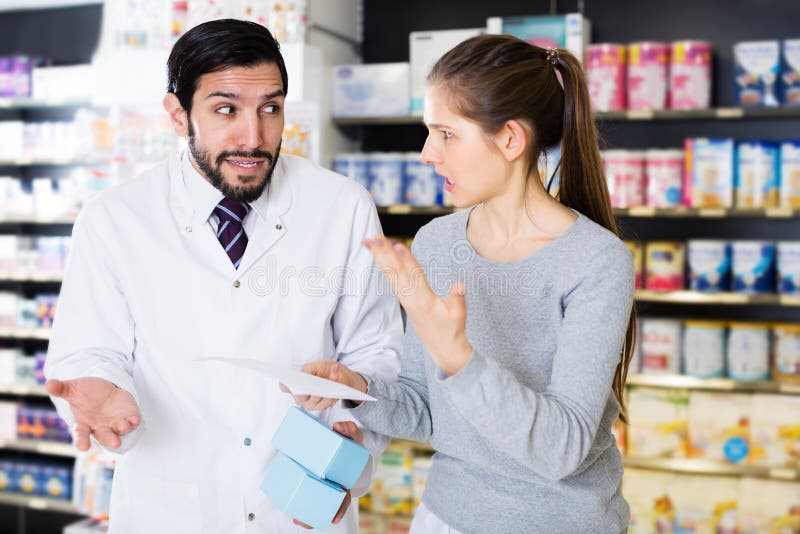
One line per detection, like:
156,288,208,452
627,42,669,110
670,41,713,110
586,43,626,111
603,150,646,207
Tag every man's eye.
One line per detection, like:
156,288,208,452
262,105,280,114
216,106,234,115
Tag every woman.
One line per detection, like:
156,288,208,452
295,34,636,533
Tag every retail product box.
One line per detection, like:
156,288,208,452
31,65,93,101
684,138,735,208
261,452,346,532
486,13,590,61
782,39,800,105
272,407,369,489
750,394,800,468
332,63,409,118
688,392,752,463
627,388,688,458
409,28,485,115
367,446,413,515
734,40,781,107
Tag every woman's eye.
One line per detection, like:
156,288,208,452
441,131,453,140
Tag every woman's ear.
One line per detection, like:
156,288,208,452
494,119,529,162
163,93,189,137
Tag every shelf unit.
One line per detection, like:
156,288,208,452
0,493,76,514
0,218,75,226
0,272,64,283
622,457,800,481
377,205,800,218
0,98,90,109
333,107,800,127
634,290,800,306
0,158,96,167
626,374,800,395
0,439,75,458
0,384,49,397
0,328,51,340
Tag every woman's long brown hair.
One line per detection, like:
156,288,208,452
429,34,637,422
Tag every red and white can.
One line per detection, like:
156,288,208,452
645,149,685,207
586,43,627,111
627,42,669,110
602,150,646,208
670,40,713,110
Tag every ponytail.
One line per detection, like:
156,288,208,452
429,36,637,423
554,50,638,424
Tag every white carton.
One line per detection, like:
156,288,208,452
332,63,409,117
409,28,485,115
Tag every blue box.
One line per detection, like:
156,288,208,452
272,407,370,489
733,40,781,107
261,452,346,532
782,40,800,106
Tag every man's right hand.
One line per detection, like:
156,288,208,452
45,377,141,451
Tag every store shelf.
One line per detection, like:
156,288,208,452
333,107,800,127
0,383,49,397
0,492,77,514
0,97,90,109
614,206,800,218
0,0,101,11
634,290,800,306
627,374,800,395
623,456,800,481
0,327,51,340
0,439,75,458
0,272,63,283
596,107,800,121
377,205,455,215
333,115,423,126
0,217,75,225
0,158,95,167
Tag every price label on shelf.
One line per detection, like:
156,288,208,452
698,208,726,218
768,467,798,480
387,205,412,214
715,108,745,119
766,207,794,218
626,110,654,120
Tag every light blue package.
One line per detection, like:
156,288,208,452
272,407,370,489
782,40,800,106
735,140,779,208
404,155,442,206
368,154,405,207
733,40,781,107
687,240,731,292
261,452,346,532
732,241,776,294
332,153,370,191
778,241,800,294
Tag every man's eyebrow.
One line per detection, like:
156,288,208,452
205,89,285,100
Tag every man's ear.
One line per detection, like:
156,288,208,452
493,119,529,162
163,93,189,137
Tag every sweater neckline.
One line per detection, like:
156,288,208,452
457,205,585,268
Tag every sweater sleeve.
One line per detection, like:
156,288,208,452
436,245,634,481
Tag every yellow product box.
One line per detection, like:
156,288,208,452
368,445,414,516
749,394,800,468
774,323,800,383
627,388,689,458
625,241,644,289
688,392,752,463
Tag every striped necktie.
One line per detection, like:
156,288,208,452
213,198,250,269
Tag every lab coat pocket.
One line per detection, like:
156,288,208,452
121,472,202,534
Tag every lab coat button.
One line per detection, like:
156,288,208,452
248,513,255,521
233,280,241,288
244,437,251,446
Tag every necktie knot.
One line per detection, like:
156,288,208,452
214,197,250,223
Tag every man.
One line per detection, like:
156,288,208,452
44,19,402,534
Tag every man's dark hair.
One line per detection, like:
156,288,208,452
166,19,288,112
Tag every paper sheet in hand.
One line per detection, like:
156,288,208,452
198,358,376,402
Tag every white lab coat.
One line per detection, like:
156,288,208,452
45,152,403,533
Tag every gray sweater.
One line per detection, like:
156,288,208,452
351,208,634,534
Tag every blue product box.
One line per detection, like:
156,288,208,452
404,157,443,206
41,465,71,500
0,460,14,492
15,463,41,495
783,40,800,106
272,407,369,489
687,240,731,292
261,452,346,532
486,14,590,61
732,241,776,294
368,154,405,207
733,41,781,107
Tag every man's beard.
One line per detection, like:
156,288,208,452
187,125,281,203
